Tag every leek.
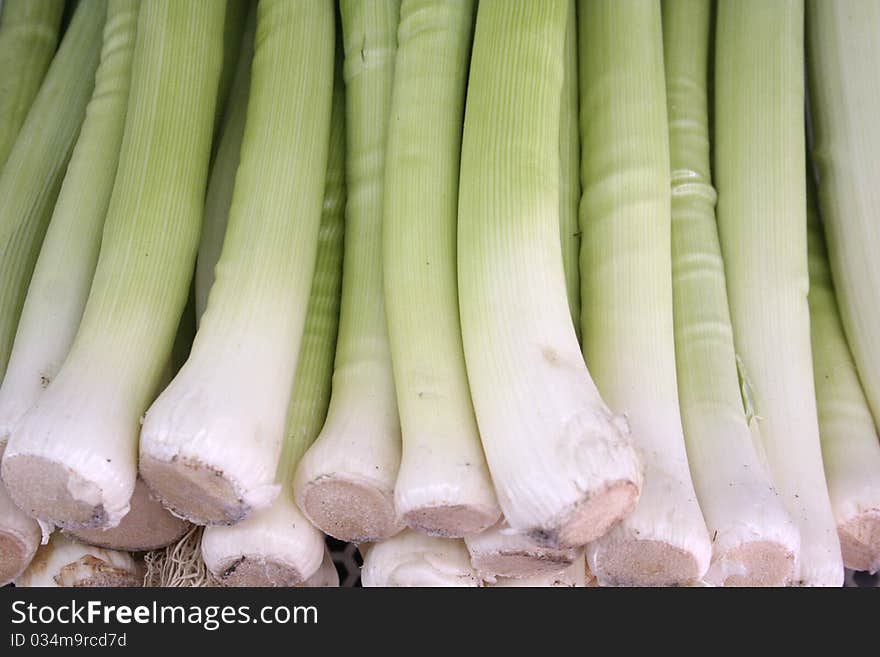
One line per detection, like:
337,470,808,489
295,0,404,543
458,0,641,550
140,0,336,525
579,0,710,585
714,0,843,586
383,0,499,538
663,0,799,586
807,174,880,574
201,71,345,586
3,0,226,529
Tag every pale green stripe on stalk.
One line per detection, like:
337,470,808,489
279,65,346,480
560,0,581,340
715,0,842,586
807,171,880,573
807,0,880,430
0,0,65,170
0,0,139,443
195,4,256,320
0,0,106,380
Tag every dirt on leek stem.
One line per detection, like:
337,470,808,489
714,0,842,587
293,0,405,544
139,0,336,527
1,0,226,531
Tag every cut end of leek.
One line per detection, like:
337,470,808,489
705,540,796,588
138,452,254,526
588,537,704,588
15,533,142,588
208,556,309,588
0,492,41,585
488,552,586,587
297,474,402,543
1,454,125,529
838,512,880,574
54,556,142,588
0,530,38,586
200,493,325,587
464,523,578,580
543,478,640,549
68,478,189,552
401,502,500,540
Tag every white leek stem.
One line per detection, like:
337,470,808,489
139,0,336,525
295,0,405,543
2,0,226,529
384,0,499,537
714,0,843,586
663,0,799,586
200,74,346,586
361,530,480,587
458,0,641,550
579,0,710,585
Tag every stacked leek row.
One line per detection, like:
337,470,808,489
0,0,877,588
